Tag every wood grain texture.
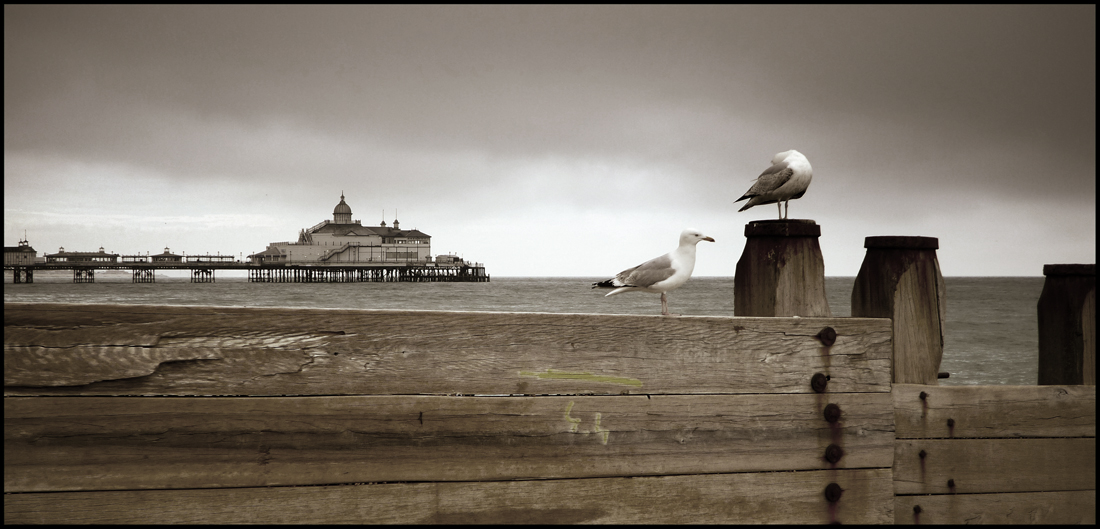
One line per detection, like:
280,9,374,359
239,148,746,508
895,490,1096,524
4,303,892,396
2,468,894,524
894,438,1096,494
893,384,1096,439
1038,272,1096,385
852,247,945,385
734,229,832,317
5,393,894,492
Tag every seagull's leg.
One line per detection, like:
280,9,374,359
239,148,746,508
777,202,782,219
660,293,669,316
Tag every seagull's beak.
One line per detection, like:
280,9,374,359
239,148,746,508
703,236,715,242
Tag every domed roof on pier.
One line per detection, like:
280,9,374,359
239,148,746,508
333,192,353,224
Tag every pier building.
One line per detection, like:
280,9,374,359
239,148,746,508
3,238,38,266
44,247,119,264
250,193,433,265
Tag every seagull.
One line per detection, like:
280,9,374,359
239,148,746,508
592,229,715,316
735,149,813,219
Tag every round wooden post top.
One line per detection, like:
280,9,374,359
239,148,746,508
1043,264,1095,276
863,236,938,250
744,219,820,237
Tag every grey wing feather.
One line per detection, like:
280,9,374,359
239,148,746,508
736,163,793,201
616,254,675,288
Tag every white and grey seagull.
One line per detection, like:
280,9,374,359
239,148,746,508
592,229,715,316
735,149,813,219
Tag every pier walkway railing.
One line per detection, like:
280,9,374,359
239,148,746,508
5,261,490,283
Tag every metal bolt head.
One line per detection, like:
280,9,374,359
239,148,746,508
947,418,955,428
913,505,922,514
918,449,927,459
919,391,928,400
824,482,844,503
825,444,844,464
823,403,841,423
817,327,837,346
811,372,829,393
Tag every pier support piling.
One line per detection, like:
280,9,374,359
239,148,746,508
13,267,33,283
852,236,945,385
734,219,831,317
73,269,94,283
1038,264,1096,385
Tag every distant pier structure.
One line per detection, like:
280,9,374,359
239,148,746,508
3,194,488,284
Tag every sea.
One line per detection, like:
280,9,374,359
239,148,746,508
4,273,1045,386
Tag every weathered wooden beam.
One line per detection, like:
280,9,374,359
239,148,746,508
852,236,945,385
893,384,1096,439
734,220,831,317
895,490,1095,525
1038,264,1096,385
2,468,894,524
4,303,892,396
5,393,894,492
893,438,1095,495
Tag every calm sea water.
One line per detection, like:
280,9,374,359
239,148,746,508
4,273,1044,386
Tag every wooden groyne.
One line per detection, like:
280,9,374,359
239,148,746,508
4,221,1094,524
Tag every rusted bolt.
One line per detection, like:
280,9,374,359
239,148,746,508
938,372,950,379
919,391,928,400
823,403,841,423
918,449,927,459
947,418,955,428
947,479,955,488
913,505,922,514
825,444,844,464
824,482,844,503
816,327,837,346
811,372,829,393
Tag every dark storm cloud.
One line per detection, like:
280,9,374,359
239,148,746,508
4,5,1095,275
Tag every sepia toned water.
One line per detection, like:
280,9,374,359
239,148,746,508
5,274,1045,386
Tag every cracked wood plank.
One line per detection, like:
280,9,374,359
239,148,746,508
4,303,892,396
4,393,894,492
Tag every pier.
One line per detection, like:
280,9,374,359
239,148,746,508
5,262,490,283
4,220,1092,524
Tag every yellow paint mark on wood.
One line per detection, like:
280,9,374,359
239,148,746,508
594,412,610,445
564,401,582,432
563,402,610,444
519,369,642,387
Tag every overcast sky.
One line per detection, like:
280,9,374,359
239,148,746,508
5,5,1095,277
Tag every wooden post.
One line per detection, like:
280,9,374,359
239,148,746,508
851,236,945,385
1038,264,1096,385
734,220,831,317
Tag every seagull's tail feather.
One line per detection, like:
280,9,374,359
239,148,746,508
592,279,617,289
737,201,754,212
605,287,634,297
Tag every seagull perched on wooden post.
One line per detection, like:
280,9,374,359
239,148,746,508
592,229,715,316
735,150,813,219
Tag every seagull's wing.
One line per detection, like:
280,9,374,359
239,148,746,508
736,162,793,202
614,253,676,288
